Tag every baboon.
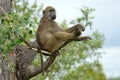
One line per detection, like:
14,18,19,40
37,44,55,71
36,6,90,54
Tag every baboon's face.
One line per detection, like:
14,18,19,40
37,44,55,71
43,6,56,20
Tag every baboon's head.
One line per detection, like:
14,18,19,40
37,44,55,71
43,6,56,20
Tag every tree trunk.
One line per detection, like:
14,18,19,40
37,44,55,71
0,0,12,14
0,0,14,80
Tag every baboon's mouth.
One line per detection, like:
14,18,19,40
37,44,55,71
51,15,56,20
80,29,85,32
82,27,85,31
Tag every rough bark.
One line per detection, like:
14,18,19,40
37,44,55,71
0,52,16,80
13,41,57,80
0,0,12,14
0,53,2,80
0,1,13,80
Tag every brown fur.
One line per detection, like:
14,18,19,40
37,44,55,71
36,6,85,53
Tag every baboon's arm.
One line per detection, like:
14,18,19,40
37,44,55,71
54,31,75,41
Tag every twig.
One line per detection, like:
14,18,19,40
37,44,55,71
18,34,33,49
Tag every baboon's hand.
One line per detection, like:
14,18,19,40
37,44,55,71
73,29,81,37
73,24,85,37
75,24,85,32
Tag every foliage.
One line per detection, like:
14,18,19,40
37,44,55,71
0,0,43,55
70,7,95,29
0,0,106,80
109,77,120,80
61,63,106,80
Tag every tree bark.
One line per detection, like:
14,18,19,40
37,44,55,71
0,0,12,14
0,52,16,80
0,0,14,80
0,54,2,80
14,41,58,80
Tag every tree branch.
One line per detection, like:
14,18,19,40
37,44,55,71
14,36,91,80
25,52,58,80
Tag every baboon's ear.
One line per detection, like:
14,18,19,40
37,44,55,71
43,10,45,14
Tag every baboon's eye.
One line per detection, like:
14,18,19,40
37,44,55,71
47,9,56,20
49,9,55,12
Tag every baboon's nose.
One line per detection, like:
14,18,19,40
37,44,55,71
82,27,85,31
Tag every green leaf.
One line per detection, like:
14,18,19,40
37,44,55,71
29,30,33,34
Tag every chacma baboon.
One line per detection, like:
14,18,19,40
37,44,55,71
36,6,90,54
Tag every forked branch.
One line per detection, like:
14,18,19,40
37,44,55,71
15,36,91,80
